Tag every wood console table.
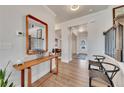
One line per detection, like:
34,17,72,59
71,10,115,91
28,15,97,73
13,55,59,87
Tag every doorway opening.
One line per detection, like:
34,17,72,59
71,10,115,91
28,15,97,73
70,24,88,60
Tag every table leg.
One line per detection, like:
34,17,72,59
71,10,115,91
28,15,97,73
55,57,59,75
21,70,25,87
28,67,32,87
50,59,52,73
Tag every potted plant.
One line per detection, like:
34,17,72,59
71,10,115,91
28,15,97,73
0,61,14,87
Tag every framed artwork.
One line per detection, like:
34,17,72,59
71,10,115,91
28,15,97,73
113,5,124,24
80,40,86,49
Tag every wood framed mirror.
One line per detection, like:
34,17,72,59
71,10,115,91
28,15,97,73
113,5,124,24
26,14,48,55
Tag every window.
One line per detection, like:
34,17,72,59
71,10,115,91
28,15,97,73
104,27,116,58
104,24,123,62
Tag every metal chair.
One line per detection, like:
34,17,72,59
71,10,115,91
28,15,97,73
89,55,106,71
93,55,106,62
89,60,103,71
89,61,120,87
89,69,112,87
101,62,120,80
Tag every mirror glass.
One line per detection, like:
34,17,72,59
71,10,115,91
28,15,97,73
26,15,48,55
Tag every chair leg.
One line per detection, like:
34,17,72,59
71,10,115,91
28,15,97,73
89,77,92,87
88,64,90,70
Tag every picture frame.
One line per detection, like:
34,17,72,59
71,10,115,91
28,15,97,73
26,14,48,55
113,5,124,24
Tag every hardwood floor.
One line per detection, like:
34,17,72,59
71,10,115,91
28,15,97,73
32,58,89,87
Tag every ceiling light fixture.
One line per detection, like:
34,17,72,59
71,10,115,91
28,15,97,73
70,5,80,11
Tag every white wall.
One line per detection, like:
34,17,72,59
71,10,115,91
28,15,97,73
61,26,72,62
69,30,72,61
0,6,55,86
72,33,77,54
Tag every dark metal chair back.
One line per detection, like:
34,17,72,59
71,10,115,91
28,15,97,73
101,62,120,80
89,60,120,87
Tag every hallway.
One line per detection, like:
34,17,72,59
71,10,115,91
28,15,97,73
32,58,89,87
0,5,124,88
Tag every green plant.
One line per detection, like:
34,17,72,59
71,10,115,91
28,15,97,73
0,61,14,87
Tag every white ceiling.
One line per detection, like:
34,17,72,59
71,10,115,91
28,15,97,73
47,5,109,24
70,24,88,36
